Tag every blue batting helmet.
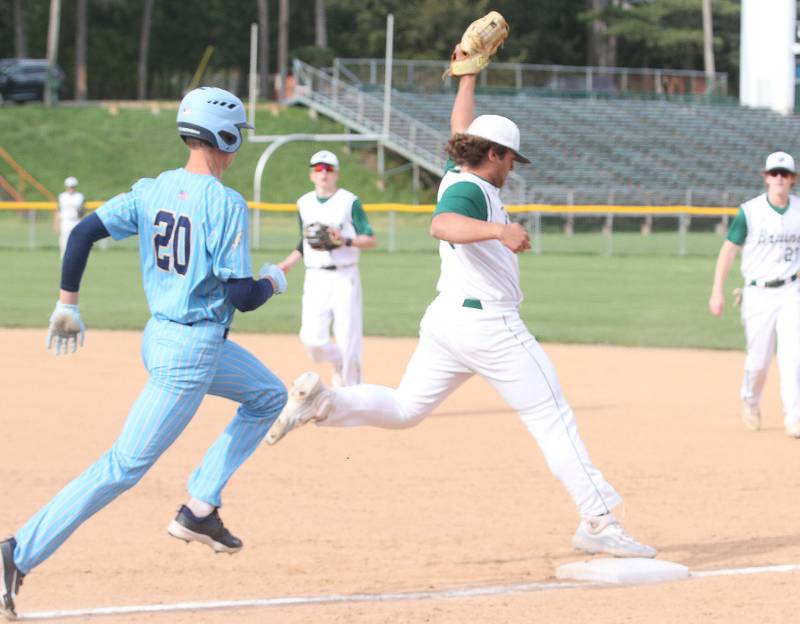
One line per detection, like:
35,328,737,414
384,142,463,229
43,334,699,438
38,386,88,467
176,86,254,153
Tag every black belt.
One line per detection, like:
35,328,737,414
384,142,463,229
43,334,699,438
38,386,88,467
313,264,355,271
184,322,230,340
748,274,799,288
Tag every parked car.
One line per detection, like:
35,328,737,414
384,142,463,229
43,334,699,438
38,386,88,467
0,58,64,103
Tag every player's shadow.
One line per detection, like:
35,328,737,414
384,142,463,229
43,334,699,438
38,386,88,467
656,533,800,569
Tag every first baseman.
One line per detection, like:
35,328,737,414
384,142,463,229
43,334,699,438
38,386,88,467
1,87,289,620
709,151,800,439
278,151,376,386
264,46,656,559
54,176,85,258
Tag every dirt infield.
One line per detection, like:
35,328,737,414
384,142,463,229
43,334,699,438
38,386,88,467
1,328,799,623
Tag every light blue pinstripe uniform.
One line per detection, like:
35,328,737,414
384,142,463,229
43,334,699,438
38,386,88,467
14,169,286,573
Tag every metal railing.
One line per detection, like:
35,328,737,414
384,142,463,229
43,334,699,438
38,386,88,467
292,59,527,201
333,58,729,97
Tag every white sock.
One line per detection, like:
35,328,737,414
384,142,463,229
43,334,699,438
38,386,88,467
186,498,214,518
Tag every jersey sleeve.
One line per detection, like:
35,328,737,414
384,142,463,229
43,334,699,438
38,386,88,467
208,190,252,282
95,178,152,240
351,198,374,236
726,206,748,245
434,180,489,221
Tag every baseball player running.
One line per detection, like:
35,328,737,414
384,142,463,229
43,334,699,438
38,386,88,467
54,176,85,258
264,47,656,559
278,151,376,387
709,151,800,439
1,87,289,620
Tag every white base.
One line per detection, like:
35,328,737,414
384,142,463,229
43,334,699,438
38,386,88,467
556,558,689,584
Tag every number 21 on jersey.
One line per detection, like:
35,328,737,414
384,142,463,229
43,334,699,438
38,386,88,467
153,210,191,275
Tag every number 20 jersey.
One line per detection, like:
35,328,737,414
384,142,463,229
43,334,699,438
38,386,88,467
739,193,800,284
95,168,252,327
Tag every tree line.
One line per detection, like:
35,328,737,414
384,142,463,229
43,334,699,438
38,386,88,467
0,0,740,101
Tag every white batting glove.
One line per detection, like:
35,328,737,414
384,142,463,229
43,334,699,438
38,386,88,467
46,301,86,356
259,262,288,295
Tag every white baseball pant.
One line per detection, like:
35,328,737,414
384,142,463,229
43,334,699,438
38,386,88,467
300,265,363,386
740,282,800,426
319,295,622,517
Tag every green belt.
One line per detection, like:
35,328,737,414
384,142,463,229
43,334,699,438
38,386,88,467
462,298,483,310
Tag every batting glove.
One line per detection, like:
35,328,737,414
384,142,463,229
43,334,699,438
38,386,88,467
259,262,288,295
46,301,86,356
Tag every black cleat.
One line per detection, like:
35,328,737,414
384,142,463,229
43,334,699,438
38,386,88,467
1,538,24,621
167,506,242,554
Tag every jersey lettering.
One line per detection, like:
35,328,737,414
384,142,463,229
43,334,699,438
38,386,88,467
153,210,192,276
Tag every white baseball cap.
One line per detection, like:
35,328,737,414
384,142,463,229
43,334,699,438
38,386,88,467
465,115,531,163
309,150,339,169
64,176,79,187
765,151,796,174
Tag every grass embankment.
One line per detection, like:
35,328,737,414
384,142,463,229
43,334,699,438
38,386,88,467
0,104,428,203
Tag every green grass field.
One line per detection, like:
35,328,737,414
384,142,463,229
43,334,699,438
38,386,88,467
2,244,744,350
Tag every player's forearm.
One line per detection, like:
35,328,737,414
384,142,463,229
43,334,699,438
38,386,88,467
351,234,376,249
279,249,303,272
430,212,501,244
228,277,274,312
60,213,110,293
451,75,477,135
59,289,78,304
711,241,739,295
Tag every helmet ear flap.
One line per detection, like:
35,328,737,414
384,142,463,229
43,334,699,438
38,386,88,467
218,130,240,149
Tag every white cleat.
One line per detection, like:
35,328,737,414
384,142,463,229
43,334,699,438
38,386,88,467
266,372,328,445
331,369,344,389
786,420,800,439
741,403,761,431
572,514,657,559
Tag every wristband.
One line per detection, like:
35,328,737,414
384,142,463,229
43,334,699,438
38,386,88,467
345,238,353,247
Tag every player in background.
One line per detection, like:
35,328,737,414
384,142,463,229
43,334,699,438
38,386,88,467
709,151,800,439
54,176,85,258
1,87,289,620
278,151,376,387
265,47,657,559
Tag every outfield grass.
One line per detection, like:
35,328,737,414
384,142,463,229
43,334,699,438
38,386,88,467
2,245,744,350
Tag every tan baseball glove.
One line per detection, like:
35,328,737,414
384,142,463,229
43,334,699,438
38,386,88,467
304,222,342,251
444,11,509,78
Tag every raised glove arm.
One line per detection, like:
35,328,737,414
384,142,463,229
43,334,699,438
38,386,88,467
304,222,343,251
444,11,509,78
259,262,288,295
46,301,85,356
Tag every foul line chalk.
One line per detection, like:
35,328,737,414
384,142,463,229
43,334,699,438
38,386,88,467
690,562,800,578
17,582,589,621
18,561,800,621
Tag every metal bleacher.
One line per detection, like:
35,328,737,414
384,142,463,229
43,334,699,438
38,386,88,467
292,59,800,207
